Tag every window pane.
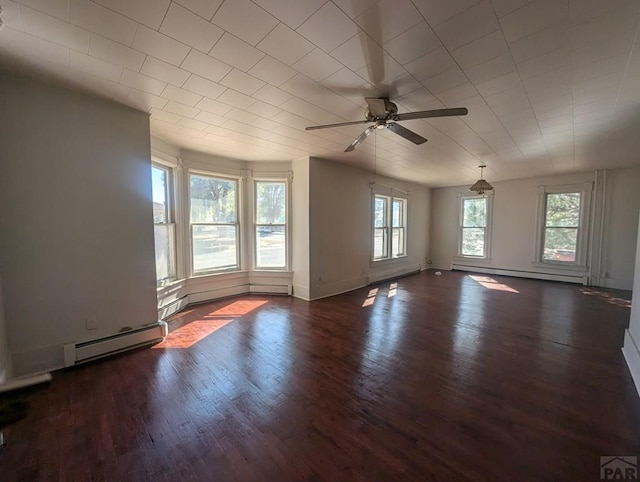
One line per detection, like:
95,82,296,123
392,227,405,257
154,224,175,282
463,198,486,227
256,182,286,224
256,225,285,267
543,227,577,262
152,166,168,223
190,175,237,223
545,193,580,227
374,196,388,228
392,199,405,227
374,227,387,259
462,227,485,256
192,225,237,271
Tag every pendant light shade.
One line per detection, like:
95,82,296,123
469,165,493,195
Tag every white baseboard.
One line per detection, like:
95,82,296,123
292,284,310,301
369,264,421,284
310,275,368,301
452,264,587,284
622,330,640,399
188,284,249,304
158,296,188,320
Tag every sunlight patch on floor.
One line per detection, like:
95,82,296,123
363,288,378,307
153,319,234,349
580,288,631,308
469,275,519,293
388,282,397,298
154,299,269,348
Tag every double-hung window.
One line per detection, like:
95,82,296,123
373,193,407,260
459,196,490,259
535,183,591,267
189,173,239,273
152,164,176,285
542,192,581,262
255,181,287,269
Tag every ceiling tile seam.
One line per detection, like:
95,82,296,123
492,0,536,20
157,1,172,33
251,0,328,31
606,15,640,134
229,2,281,48
449,29,506,67
179,1,221,22
401,0,514,165
411,0,482,29
17,14,91,54
482,1,554,167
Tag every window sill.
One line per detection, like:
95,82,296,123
371,255,407,265
453,256,491,264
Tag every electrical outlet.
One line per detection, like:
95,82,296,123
86,317,98,330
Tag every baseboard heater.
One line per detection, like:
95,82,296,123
369,264,421,284
63,322,168,367
451,264,587,284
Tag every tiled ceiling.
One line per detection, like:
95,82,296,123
1,0,640,186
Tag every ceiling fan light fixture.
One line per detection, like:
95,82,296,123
469,165,493,195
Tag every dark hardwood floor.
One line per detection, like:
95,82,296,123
2,271,639,481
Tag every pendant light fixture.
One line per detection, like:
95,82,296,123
469,164,493,195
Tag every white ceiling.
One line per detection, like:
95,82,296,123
1,0,640,186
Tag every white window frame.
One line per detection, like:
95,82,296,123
533,182,592,269
371,186,408,262
152,161,177,287
456,194,493,261
253,178,288,271
188,170,241,275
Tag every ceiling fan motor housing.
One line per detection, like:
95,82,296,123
365,99,398,121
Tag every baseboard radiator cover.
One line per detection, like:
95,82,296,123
158,296,189,321
369,264,421,284
63,321,168,367
451,264,587,284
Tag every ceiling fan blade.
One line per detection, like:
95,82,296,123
386,122,427,145
395,107,469,121
305,120,371,131
345,125,376,152
365,97,387,117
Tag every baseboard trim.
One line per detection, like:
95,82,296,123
369,264,421,284
452,264,587,284
310,275,368,301
158,296,189,320
622,330,640,400
292,284,310,301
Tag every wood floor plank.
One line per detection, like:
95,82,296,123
1,271,639,481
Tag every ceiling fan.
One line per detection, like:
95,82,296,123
305,97,469,152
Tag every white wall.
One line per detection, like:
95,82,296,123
429,167,640,290
599,168,640,289
291,157,311,299
0,274,10,383
0,73,158,375
307,157,430,300
622,211,640,397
